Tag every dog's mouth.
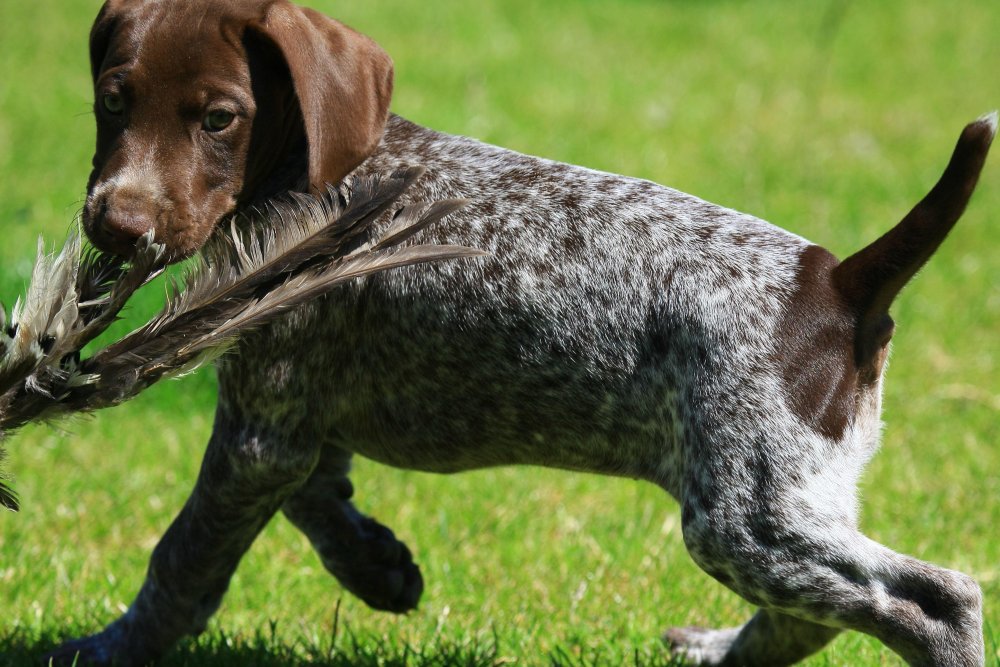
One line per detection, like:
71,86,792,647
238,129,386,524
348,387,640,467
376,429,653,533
82,193,233,265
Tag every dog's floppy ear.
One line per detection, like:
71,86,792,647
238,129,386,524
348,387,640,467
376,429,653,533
250,2,394,191
89,0,128,82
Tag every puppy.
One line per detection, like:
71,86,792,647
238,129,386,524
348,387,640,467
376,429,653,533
48,1,995,665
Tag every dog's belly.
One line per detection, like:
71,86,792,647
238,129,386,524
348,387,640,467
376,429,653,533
309,290,687,482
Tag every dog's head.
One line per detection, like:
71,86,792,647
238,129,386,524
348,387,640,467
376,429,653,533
83,0,393,260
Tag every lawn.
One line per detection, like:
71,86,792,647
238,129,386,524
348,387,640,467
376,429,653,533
1,0,998,665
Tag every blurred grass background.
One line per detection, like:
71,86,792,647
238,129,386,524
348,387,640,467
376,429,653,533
0,0,998,665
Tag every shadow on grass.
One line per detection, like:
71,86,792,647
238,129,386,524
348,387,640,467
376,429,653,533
0,625,686,667
2,627,497,667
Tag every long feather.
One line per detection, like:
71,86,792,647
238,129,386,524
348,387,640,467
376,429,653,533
111,169,425,360
372,199,470,251
176,244,485,359
0,168,483,494
83,177,479,391
169,166,425,323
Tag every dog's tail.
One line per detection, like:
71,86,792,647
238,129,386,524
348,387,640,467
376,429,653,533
832,112,996,367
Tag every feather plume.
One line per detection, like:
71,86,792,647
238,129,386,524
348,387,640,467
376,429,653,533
0,167,484,510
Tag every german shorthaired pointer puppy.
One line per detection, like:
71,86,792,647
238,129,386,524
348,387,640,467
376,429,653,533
48,0,995,665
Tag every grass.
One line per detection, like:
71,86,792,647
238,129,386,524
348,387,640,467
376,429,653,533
1,0,998,665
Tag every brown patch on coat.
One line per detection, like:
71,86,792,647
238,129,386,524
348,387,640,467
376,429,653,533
772,246,859,440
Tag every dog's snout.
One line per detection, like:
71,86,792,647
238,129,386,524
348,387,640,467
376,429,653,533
84,189,159,256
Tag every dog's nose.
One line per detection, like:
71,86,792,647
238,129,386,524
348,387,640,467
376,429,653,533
102,207,154,242
85,192,157,256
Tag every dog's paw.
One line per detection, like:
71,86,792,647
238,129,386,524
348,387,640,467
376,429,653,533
327,516,424,614
663,625,741,666
44,625,152,667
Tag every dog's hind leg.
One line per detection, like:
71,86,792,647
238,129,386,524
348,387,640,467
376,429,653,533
670,469,984,666
45,406,321,667
281,445,423,613
673,525,982,665
665,609,840,666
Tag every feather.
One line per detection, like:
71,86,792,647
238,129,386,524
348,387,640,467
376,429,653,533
0,234,78,396
98,168,427,365
69,232,167,351
175,244,485,359
82,171,479,398
0,479,18,512
0,167,485,508
372,199,470,251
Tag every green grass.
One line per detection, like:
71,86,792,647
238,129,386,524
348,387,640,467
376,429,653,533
1,0,998,665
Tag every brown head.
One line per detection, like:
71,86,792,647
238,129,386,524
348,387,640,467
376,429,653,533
83,0,394,260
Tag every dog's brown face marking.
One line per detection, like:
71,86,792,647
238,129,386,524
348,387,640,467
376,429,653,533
84,4,261,259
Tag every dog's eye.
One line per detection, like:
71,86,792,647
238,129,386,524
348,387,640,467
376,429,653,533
102,93,124,115
203,110,236,132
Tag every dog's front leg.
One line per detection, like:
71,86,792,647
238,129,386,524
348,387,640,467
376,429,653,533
46,407,320,667
282,445,424,614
